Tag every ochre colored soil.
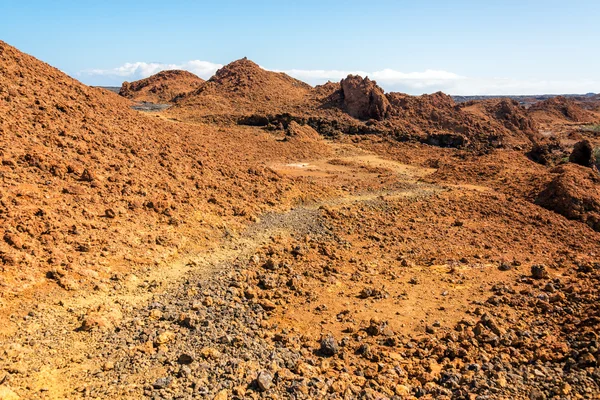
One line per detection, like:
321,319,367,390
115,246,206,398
1,40,599,399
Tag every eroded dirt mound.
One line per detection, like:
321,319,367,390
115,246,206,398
170,58,312,118
536,164,600,231
426,149,553,200
285,121,321,142
529,96,599,125
119,70,204,103
339,75,390,121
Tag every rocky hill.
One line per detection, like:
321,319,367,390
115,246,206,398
0,41,327,296
172,68,543,150
528,96,600,125
119,70,204,103
170,58,312,119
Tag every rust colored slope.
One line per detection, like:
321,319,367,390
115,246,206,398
529,96,600,125
0,40,333,299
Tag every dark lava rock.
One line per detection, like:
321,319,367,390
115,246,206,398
177,354,194,364
531,265,549,279
569,139,597,168
152,377,172,390
498,262,512,271
320,335,339,356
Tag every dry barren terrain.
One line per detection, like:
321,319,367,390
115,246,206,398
1,41,600,400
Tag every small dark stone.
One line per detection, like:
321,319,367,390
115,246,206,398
531,265,549,279
543,283,556,293
177,354,194,364
320,335,339,356
498,262,512,271
152,377,172,390
79,169,95,182
263,258,278,270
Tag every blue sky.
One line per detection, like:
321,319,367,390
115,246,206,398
1,0,599,94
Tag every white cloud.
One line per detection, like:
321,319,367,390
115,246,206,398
78,60,600,95
270,68,464,91
274,68,370,81
78,60,223,85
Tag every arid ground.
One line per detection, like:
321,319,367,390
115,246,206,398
1,41,600,399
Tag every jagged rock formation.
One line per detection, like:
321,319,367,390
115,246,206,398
339,75,390,120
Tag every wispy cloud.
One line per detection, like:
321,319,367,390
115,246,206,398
78,60,223,84
78,60,600,95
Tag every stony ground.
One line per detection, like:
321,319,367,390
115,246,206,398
1,142,599,399
2,40,600,400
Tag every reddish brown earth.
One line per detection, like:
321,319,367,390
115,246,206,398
1,40,600,399
168,62,546,151
169,58,313,119
529,96,600,126
536,163,600,231
119,70,204,103
0,40,334,301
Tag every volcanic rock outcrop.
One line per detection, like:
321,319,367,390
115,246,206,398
459,98,541,145
569,139,598,169
485,99,537,134
536,164,600,231
119,70,204,103
339,75,391,120
386,92,541,148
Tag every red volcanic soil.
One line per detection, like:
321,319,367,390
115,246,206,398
0,41,332,298
1,40,599,399
528,96,600,125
